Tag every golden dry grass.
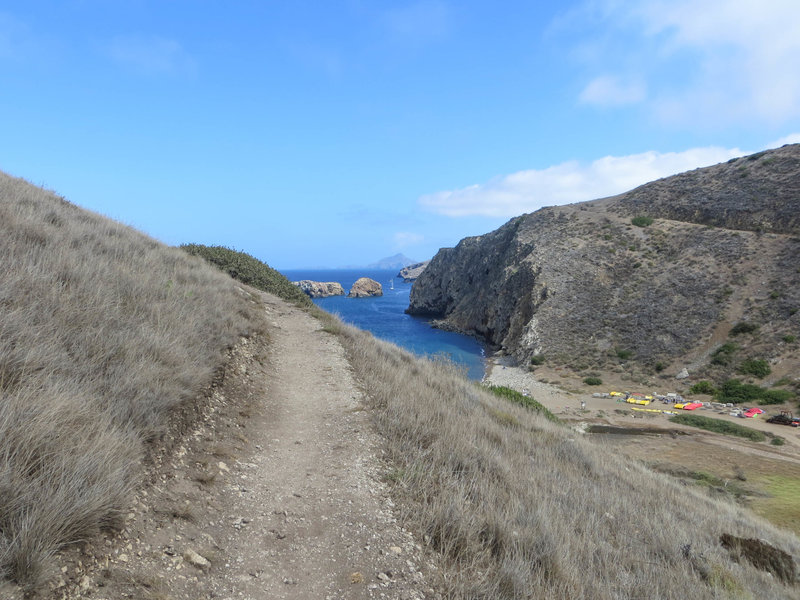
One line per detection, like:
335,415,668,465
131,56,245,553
0,172,258,586
334,319,800,598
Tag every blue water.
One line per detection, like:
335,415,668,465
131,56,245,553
281,269,487,380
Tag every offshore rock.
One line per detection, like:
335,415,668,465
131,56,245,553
398,261,430,282
292,280,345,298
348,277,383,298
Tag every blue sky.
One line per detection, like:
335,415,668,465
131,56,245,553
2,1,799,268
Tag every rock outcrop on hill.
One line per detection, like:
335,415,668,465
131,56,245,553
408,144,800,376
348,277,383,298
398,261,430,282
292,280,345,298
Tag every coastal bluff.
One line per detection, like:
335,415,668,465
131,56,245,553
292,280,345,298
408,144,800,374
398,260,430,282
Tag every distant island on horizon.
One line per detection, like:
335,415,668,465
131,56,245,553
280,253,422,272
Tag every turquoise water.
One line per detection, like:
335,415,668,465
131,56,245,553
281,269,487,380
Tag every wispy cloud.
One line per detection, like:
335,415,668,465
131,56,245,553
107,34,195,75
571,0,800,125
419,145,746,217
579,75,646,107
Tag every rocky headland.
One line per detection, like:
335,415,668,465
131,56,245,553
348,277,383,298
292,280,345,298
408,144,800,383
398,260,430,282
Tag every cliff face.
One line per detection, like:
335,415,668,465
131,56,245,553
408,144,800,372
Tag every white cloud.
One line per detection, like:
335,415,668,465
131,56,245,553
107,35,195,75
393,231,424,248
579,75,646,107
573,0,800,125
770,132,800,147
419,146,745,218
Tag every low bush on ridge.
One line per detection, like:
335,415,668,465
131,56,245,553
180,243,311,307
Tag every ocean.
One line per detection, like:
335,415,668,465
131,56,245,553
281,269,487,380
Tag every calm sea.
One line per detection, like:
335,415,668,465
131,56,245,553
281,269,487,380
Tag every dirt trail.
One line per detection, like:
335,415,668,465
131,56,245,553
36,293,433,600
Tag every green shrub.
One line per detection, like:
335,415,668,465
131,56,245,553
716,379,764,403
180,244,311,307
759,389,795,405
771,436,786,446
583,376,603,386
631,216,653,227
486,385,560,423
730,321,759,336
529,354,546,366
783,335,797,343
654,361,665,372
711,342,738,366
669,414,765,442
737,358,771,378
690,380,716,395
616,348,633,360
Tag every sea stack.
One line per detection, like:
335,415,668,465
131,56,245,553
348,277,383,298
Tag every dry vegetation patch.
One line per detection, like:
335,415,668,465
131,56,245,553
333,320,800,598
0,173,258,588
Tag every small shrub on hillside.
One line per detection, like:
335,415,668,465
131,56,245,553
669,414,766,442
654,361,665,372
616,348,633,360
486,385,560,423
631,216,653,227
771,436,786,446
711,342,738,366
730,321,759,336
783,335,797,343
690,380,717,395
583,376,603,386
529,354,546,366
759,389,795,405
737,358,771,378
714,379,793,405
181,244,311,307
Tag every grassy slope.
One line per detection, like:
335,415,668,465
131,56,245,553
332,320,800,598
0,173,259,585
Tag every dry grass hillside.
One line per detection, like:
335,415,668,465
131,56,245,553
0,172,260,587
332,318,800,598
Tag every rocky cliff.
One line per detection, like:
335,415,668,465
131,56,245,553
398,261,430,282
408,144,800,378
